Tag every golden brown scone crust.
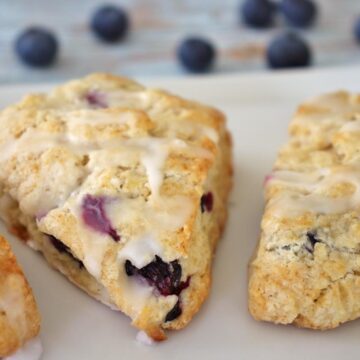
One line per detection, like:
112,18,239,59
0,73,232,340
249,91,360,330
0,236,40,357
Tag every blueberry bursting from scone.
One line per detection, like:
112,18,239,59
249,91,360,330
0,73,232,340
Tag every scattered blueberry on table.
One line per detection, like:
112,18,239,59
15,27,58,67
280,0,317,28
266,32,312,69
177,37,216,73
12,2,323,73
241,0,276,28
91,4,130,43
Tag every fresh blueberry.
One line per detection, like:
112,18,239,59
125,260,137,276
165,300,182,322
354,17,360,43
49,234,70,254
177,37,216,73
82,195,120,241
91,4,129,43
200,192,214,213
48,235,84,269
125,256,190,297
280,0,317,28
241,0,276,29
15,27,58,67
266,32,312,69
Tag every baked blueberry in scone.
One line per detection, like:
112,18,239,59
0,236,40,357
0,73,232,340
249,91,360,329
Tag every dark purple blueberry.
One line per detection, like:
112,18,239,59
177,37,216,73
266,32,312,69
82,195,120,242
241,0,276,28
125,256,190,297
49,234,70,253
125,259,136,276
165,300,182,322
15,27,58,67
280,0,317,28
84,90,108,108
48,235,84,269
201,192,214,213
91,4,130,43
305,231,320,253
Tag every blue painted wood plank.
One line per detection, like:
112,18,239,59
0,0,359,83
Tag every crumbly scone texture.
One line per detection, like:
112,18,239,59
0,73,232,340
0,236,40,357
249,91,360,330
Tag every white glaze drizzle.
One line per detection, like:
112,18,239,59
0,128,211,204
267,167,360,216
339,119,360,133
118,233,163,269
65,109,140,127
136,331,154,346
107,90,150,109
140,142,169,198
0,129,95,162
0,131,65,162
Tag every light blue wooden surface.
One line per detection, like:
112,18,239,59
0,0,360,84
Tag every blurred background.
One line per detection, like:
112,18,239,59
1,0,360,83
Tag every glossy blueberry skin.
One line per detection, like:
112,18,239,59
15,27,58,67
177,37,216,73
266,32,312,69
354,17,360,43
280,0,317,28
241,0,276,29
91,4,129,43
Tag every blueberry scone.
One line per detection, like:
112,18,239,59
249,91,360,329
0,236,40,357
0,73,232,340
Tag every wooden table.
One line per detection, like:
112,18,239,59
0,0,360,84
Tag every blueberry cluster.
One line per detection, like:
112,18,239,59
241,0,317,69
15,4,130,68
125,256,190,322
12,2,359,74
241,0,317,29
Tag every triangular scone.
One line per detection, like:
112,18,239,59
0,73,232,340
249,91,360,329
0,236,40,357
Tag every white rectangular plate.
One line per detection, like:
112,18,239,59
3,65,360,359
